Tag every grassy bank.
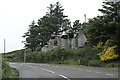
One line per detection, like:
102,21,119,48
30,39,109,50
46,59,119,68
2,58,19,79
3,46,119,68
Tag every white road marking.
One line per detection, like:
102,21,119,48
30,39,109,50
29,66,37,68
41,68,55,74
59,74,70,80
86,70,91,72
105,74,114,76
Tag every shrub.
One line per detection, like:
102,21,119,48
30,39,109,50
26,48,32,53
94,40,119,61
35,46,41,51
80,57,89,66
104,62,118,67
64,59,77,65
88,60,103,67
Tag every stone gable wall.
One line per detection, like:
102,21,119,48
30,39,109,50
41,30,87,52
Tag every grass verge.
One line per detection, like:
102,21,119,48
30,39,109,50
2,59,19,79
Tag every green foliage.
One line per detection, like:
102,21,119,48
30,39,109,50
23,2,71,51
88,60,102,67
63,59,77,65
83,1,120,58
24,46,99,65
72,20,81,33
3,49,24,62
98,1,120,22
26,48,32,53
20,46,99,65
104,62,118,68
83,17,110,46
2,59,14,78
79,57,89,66
4,1,120,68
35,46,41,51
84,1,120,45
4,45,119,67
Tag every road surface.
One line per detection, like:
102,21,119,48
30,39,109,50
9,62,118,80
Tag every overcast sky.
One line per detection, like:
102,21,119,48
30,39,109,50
0,0,103,53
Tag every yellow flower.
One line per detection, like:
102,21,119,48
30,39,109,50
96,40,118,61
93,41,103,49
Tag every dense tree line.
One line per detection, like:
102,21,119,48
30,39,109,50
23,1,119,61
23,2,81,51
83,1,120,60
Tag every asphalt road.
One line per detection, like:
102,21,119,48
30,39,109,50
9,62,118,80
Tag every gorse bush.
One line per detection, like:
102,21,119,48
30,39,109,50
93,40,119,61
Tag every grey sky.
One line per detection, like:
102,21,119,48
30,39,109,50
0,0,103,53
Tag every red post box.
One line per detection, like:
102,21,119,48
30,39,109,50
61,56,64,61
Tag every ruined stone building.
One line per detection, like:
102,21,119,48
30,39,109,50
41,29,87,52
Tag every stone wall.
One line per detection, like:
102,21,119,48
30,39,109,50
77,30,87,48
41,45,49,52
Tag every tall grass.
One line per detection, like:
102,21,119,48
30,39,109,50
2,58,14,78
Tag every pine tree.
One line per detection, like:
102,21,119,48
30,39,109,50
72,20,81,32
